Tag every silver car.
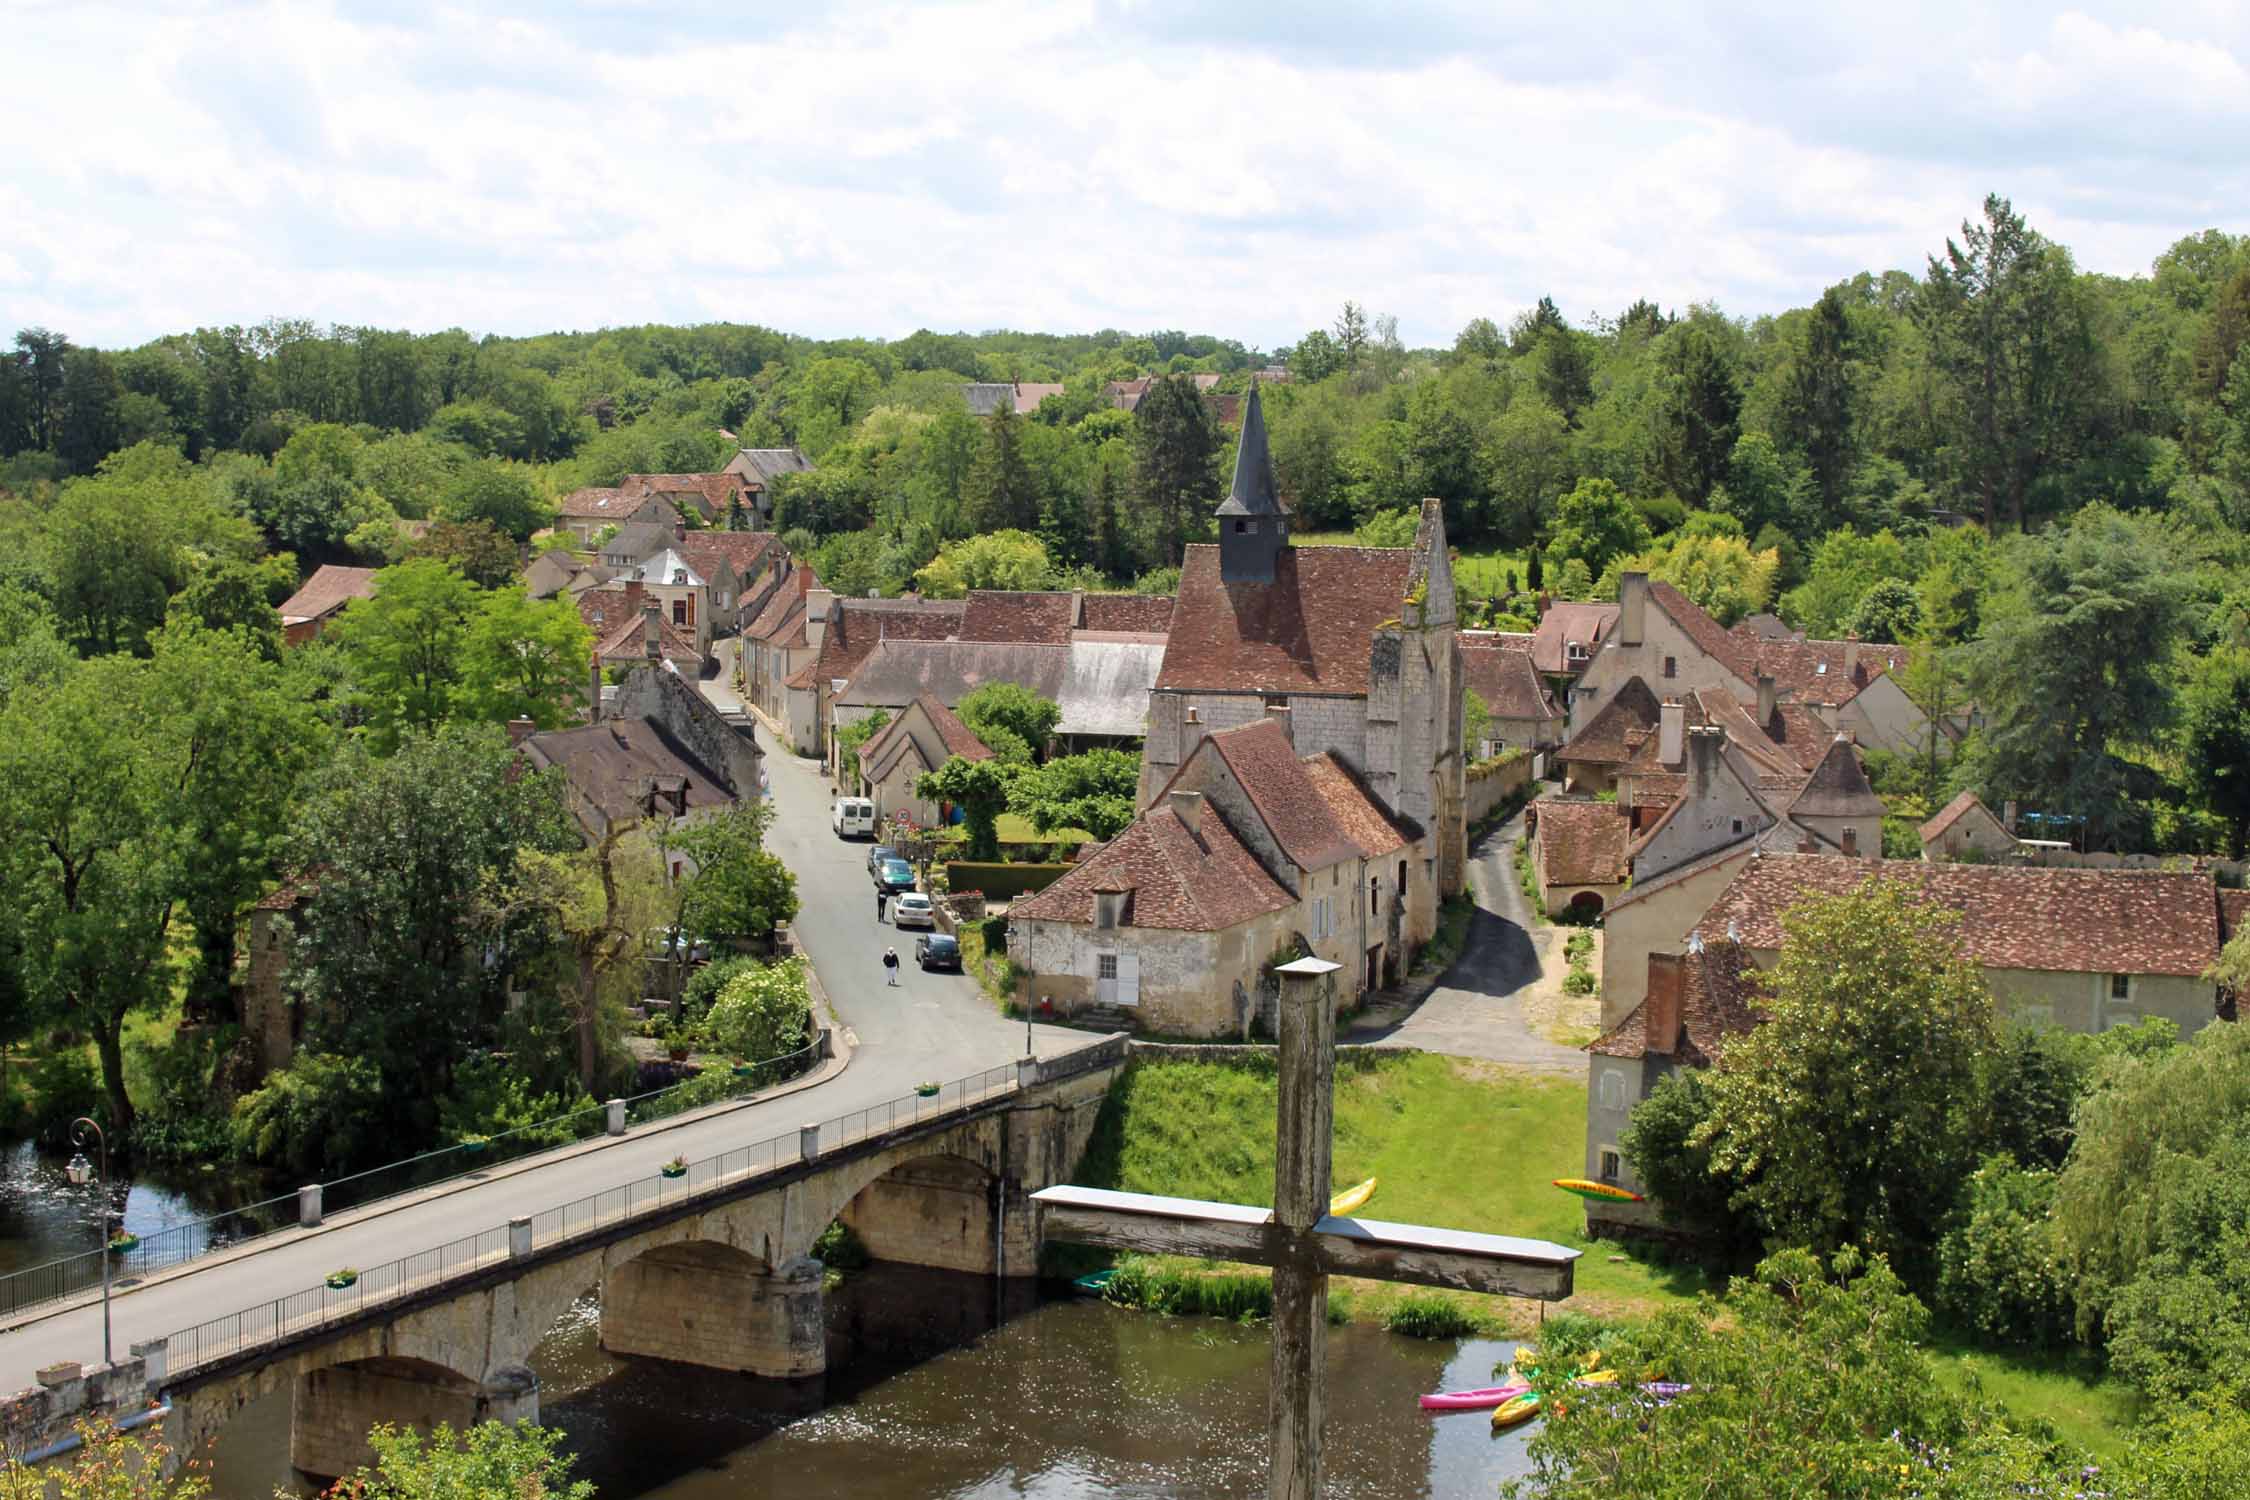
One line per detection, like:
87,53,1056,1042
890,892,936,930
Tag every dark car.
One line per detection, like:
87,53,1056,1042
915,933,961,971
865,843,899,877
874,857,916,893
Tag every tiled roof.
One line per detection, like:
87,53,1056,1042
1752,635,1908,709
833,640,1065,711
729,449,812,489
1558,676,1662,765
1760,702,1837,772
2224,889,2250,943
1156,543,1413,695
807,598,965,686
1079,594,1176,634
1648,579,1760,684
1786,735,1887,819
1919,790,1996,843
745,566,814,645
1461,640,1560,722
675,531,781,578
579,587,699,667
1694,855,2223,977
1533,799,1631,886
1588,940,1762,1064
1737,613,1794,642
1677,691,1805,780
556,486,637,520
1301,753,1413,857
1199,718,1363,871
1010,803,1294,933
279,565,378,624
522,717,733,828
1012,382,1066,413
622,473,741,518
1529,603,1619,676
601,521,678,562
858,693,992,782
959,591,1080,645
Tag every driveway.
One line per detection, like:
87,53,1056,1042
1346,808,1593,1075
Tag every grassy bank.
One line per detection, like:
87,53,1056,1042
1064,1051,2141,1451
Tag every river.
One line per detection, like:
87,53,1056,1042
200,1265,1543,1499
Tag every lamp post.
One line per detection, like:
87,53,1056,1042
64,1116,113,1368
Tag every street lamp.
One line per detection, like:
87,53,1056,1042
65,1116,113,1368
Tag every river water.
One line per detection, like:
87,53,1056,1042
201,1265,1542,1499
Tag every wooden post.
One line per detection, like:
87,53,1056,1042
1269,955,1338,1500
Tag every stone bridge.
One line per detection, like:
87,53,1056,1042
24,1043,1123,1483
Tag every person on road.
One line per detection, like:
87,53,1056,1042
876,888,888,921
884,947,900,986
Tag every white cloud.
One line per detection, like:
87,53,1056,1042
1,1,2245,350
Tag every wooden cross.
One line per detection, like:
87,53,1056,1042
1033,956,1579,1500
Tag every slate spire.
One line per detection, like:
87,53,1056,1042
1217,381,1287,584
1217,380,1283,518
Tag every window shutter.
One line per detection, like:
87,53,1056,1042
1118,953,1140,1006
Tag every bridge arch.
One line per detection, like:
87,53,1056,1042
817,1149,1000,1276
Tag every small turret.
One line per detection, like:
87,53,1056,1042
1216,383,1286,584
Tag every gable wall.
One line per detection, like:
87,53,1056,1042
1569,609,1752,737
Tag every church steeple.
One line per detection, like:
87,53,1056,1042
1217,381,1286,583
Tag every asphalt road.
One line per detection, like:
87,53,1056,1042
0,703,1078,1387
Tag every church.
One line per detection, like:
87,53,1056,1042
1013,387,1467,1035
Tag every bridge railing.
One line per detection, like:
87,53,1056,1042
0,1034,827,1327
154,1053,1052,1382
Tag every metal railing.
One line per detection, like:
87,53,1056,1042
0,1034,827,1325
158,1056,1034,1381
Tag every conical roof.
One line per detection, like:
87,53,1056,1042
1786,734,1887,819
1216,382,1282,517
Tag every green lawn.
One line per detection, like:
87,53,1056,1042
1067,1052,2143,1451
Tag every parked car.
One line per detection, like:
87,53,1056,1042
874,857,917,894
865,843,900,877
891,892,936,930
915,932,961,970
831,797,875,838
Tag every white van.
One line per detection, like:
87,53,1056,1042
831,797,876,838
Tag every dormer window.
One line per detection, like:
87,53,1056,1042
1816,661,1828,675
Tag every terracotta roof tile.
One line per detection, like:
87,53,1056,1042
1529,603,1619,676
622,473,742,520
1157,544,1413,695
1694,855,2222,978
522,717,734,828
1533,799,1631,886
1301,753,1412,857
556,486,641,520
675,531,782,578
1010,804,1294,932
2224,889,2250,943
1199,718,1363,870
745,567,813,645
959,591,1079,645
807,598,965,685
1079,594,1176,634
279,565,378,624
1461,640,1560,722
1752,635,1908,709
1588,940,1762,1064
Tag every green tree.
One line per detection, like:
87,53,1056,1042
409,516,522,589
166,553,294,655
1131,374,1221,565
699,956,813,1062
917,755,1014,860
283,725,577,1148
955,680,1061,763
329,558,480,750
2181,645,2250,854
1848,577,1922,642
1933,1157,2074,1350
439,458,551,541
1332,301,1369,370
964,403,1038,533
1621,1069,1758,1257
327,1420,594,1500
0,1415,209,1500
1543,478,1650,580
1962,505,2185,850
674,801,800,941
1697,881,2001,1281
1462,688,1491,757
54,347,124,474
912,530,1054,598
1777,527,1913,638
1776,286,1861,523
1600,531,1779,625
1008,748,1139,840
1478,399,1571,547
1650,320,1743,504
1715,429,1798,541
358,431,466,518
486,829,663,1091
460,588,594,730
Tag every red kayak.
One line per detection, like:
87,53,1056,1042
1418,1382,1529,1413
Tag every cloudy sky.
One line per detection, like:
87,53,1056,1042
5,1,2247,351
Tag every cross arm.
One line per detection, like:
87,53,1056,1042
1032,1186,1579,1301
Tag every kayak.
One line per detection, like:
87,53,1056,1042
1330,1177,1377,1215
1490,1391,1541,1430
1553,1178,1644,1203
1418,1382,1528,1413
1071,1268,1117,1294
1574,1369,1619,1386
1644,1382,1691,1399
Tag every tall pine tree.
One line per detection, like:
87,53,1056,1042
1131,376,1220,566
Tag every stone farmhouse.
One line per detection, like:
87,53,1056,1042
1459,634,1562,760
1579,858,2248,1233
852,694,993,828
553,487,676,547
719,448,815,529
1918,790,2022,862
278,565,377,645
1011,717,1432,1034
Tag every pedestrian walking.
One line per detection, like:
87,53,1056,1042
884,947,900,986
876,888,888,921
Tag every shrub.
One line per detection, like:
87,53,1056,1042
1102,1259,1273,1321
682,955,760,1019
699,957,813,1062
232,1052,390,1175
1385,1293,1484,1339
1562,966,1597,996
437,1054,593,1152
1933,1157,2074,1350
812,1219,871,1272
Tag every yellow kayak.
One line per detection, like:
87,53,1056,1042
1490,1391,1541,1430
1575,1369,1618,1386
1330,1178,1378,1216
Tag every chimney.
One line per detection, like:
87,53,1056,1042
588,649,603,723
1643,953,1684,1056
1755,672,1776,725
805,588,833,651
642,602,662,662
2002,799,2018,833
1686,724,1723,800
1168,790,1204,838
505,717,537,747
1265,700,1294,748
1658,699,1685,767
1844,632,1861,679
1619,572,1648,647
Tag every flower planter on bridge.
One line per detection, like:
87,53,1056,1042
107,1234,139,1255
325,1269,358,1290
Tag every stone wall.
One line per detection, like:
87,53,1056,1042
290,1359,533,1481
1464,753,1533,823
611,662,763,798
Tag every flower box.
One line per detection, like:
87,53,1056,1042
660,1159,688,1180
325,1269,358,1290
107,1234,139,1254
915,1082,941,1098
460,1137,489,1155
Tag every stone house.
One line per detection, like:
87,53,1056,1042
618,473,747,529
794,594,968,762
742,567,821,751
1460,636,1563,759
580,591,703,674
555,487,675,547
827,636,1166,766
600,521,682,571
1918,790,2021,862
674,530,787,636
613,547,715,657
718,448,815,529
1528,601,1619,694
851,694,991,829
1138,386,1466,898
1011,716,1432,1034
278,565,378,645
1528,798,1631,917
1580,858,2242,1232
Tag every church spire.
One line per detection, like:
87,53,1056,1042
1217,381,1286,583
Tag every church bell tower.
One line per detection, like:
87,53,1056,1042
1217,382,1287,584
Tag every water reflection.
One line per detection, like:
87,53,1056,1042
206,1263,1543,1499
